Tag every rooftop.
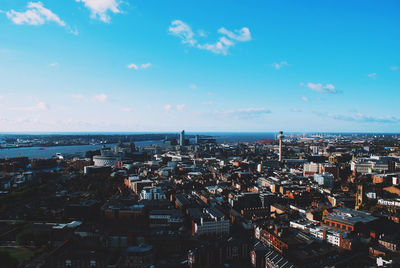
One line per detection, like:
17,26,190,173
324,207,378,225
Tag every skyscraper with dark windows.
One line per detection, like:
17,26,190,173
179,130,185,146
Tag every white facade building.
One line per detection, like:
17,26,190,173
140,186,166,200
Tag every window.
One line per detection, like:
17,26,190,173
66,260,72,267
90,260,96,267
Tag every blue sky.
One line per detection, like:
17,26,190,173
0,0,399,132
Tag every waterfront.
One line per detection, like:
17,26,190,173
0,133,277,159
0,140,163,159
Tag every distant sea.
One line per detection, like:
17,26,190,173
202,132,276,143
0,132,276,159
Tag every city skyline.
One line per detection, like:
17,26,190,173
0,0,399,132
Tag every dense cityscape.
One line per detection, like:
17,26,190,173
1,0,399,267
0,131,400,267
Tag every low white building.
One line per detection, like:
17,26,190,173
188,207,230,236
140,186,166,200
314,172,334,189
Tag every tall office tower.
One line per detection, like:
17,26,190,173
278,131,284,162
195,135,199,144
180,130,185,146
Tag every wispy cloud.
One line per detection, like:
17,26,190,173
49,62,59,67
163,104,172,111
76,0,121,23
390,66,398,71
7,2,65,26
301,96,308,102
127,62,152,70
141,63,152,69
6,2,77,35
271,61,289,69
127,63,139,70
189,83,197,89
94,93,108,102
292,108,301,112
169,20,196,45
218,27,251,42
169,20,251,55
197,36,235,55
303,82,337,94
201,101,213,105
314,112,400,124
368,73,377,79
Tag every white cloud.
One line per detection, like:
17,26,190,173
201,101,213,105
176,104,185,111
271,61,288,69
49,62,59,67
141,63,152,69
390,66,398,71
94,93,108,102
368,73,377,79
6,2,66,26
197,36,235,55
127,63,139,70
169,20,196,46
305,82,337,93
163,104,172,111
76,0,121,23
189,83,197,89
127,62,152,70
218,27,251,42
292,108,301,112
301,96,308,102
169,20,251,55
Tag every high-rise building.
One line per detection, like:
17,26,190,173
179,130,185,146
278,131,284,162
